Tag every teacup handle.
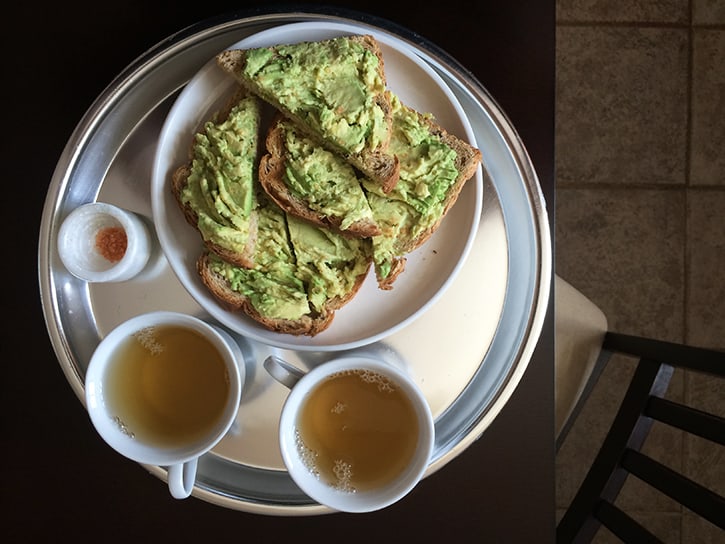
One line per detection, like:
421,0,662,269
167,458,198,499
264,356,306,389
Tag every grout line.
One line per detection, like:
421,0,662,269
680,5,694,542
557,182,725,192
684,1,694,344
683,188,690,344
556,20,725,30
680,185,725,192
557,20,689,29
682,173,690,543
556,182,688,191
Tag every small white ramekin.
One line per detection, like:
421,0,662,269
57,202,151,282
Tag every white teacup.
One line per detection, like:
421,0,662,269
264,355,434,513
85,311,244,499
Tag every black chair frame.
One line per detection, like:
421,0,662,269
557,332,725,543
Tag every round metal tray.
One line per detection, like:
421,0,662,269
38,11,551,515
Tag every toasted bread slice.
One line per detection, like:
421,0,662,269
259,114,381,238
198,194,372,336
364,93,482,289
199,251,335,336
172,86,262,268
216,34,400,192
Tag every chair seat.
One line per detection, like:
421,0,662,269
555,275,608,439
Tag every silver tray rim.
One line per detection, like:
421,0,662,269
38,9,552,515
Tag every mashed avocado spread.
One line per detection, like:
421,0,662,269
181,95,261,254
242,37,388,155
288,216,371,312
209,195,371,321
364,93,459,279
208,198,309,320
271,91,460,282
279,119,376,231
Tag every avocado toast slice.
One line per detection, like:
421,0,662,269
216,34,400,193
259,114,381,238
255,91,482,290
197,191,372,336
364,93,482,289
172,86,262,267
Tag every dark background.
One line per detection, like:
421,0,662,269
4,1,554,542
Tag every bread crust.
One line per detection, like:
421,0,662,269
197,251,371,336
376,257,407,291
216,35,400,192
259,115,382,238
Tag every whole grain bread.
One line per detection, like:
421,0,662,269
197,252,336,336
259,114,382,238
197,224,372,337
216,34,400,192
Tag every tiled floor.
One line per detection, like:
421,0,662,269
554,1,724,543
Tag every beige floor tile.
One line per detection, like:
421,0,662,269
556,187,685,340
555,8,725,544
686,190,725,348
685,432,725,496
556,354,636,508
684,369,725,501
556,26,688,185
557,0,689,23
602,511,682,543
682,510,725,543
693,0,725,24
559,510,682,543
617,425,685,512
690,30,725,186
687,367,725,418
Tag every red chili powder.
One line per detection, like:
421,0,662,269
95,226,127,263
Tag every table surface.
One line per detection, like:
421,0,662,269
7,1,554,541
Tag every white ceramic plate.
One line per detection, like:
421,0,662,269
151,21,483,351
